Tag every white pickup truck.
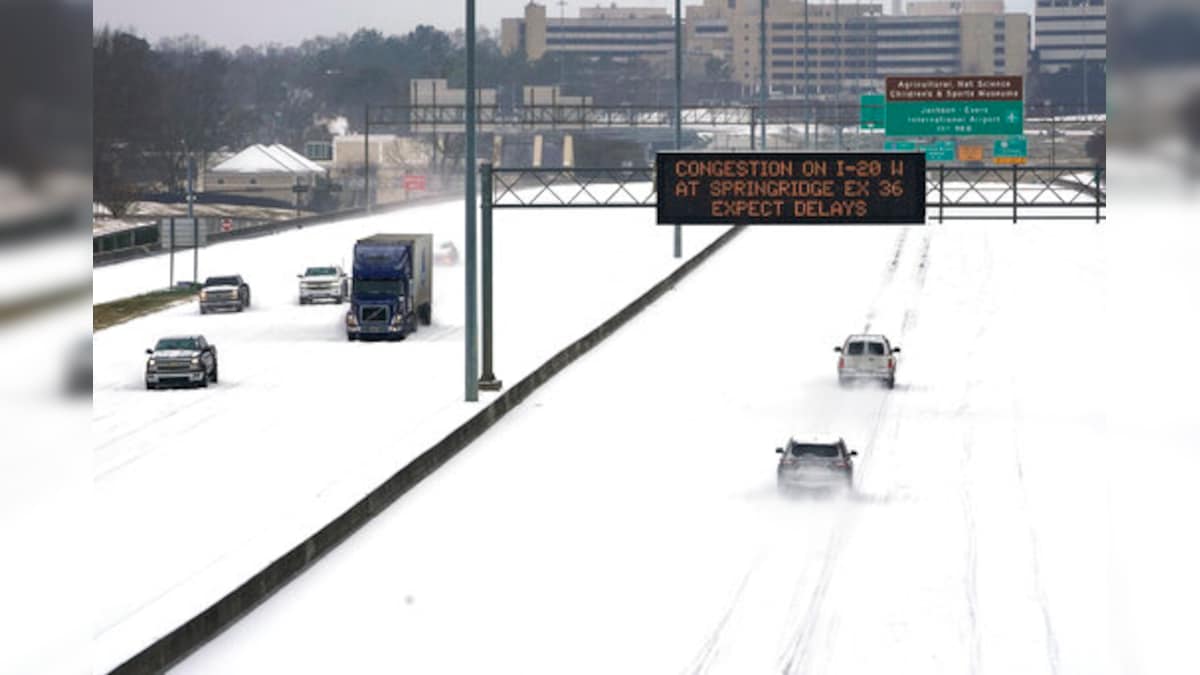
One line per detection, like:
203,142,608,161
835,334,900,389
298,265,348,304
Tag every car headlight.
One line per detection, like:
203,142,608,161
190,357,200,367
390,313,404,326
346,313,358,327
200,290,208,300
147,358,156,368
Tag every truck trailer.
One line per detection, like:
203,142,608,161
346,233,432,341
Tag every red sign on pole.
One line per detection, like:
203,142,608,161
403,175,427,192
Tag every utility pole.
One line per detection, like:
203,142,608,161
363,103,371,212
185,148,195,220
558,0,567,87
186,148,197,284
674,0,683,258
805,0,811,149
1080,0,1089,116
464,0,479,402
836,0,844,150
760,0,768,148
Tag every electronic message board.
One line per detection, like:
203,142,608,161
656,152,926,225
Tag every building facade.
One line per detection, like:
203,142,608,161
1035,0,1106,73
501,2,675,61
906,0,1005,16
502,1,1029,98
686,0,1027,97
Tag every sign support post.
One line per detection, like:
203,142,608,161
479,163,501,391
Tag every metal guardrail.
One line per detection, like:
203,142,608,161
488,165,1105,223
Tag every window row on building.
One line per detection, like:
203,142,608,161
501,1,1104,94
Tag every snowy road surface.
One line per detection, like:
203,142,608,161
175,184,1199,674
90,197,727,672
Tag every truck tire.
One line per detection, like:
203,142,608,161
211,364,219,383
419,303,432,326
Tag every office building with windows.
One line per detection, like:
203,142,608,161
503,1,1029,97
501,3,675,61
686,0,1028,96
1035,0,1106,73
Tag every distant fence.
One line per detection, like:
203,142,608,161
92,191,462,267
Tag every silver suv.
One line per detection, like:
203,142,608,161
835,334,900,389
298,265,348,304
776,435,857,492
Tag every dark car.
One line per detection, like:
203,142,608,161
200,275,251,313
145,335,218,389
776,435,857,492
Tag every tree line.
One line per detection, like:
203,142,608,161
93,25,709,215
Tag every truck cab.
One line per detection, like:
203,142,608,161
346,234,432,341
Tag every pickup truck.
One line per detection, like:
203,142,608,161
298,265,348,304
346,234,432,341
200,275,251,313
835,334,900,389
145,335,218,389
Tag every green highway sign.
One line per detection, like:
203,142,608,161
885,76,1024,136
994,136,1028,158
886,140,956,162
921,140,957,163
860,94,885,130
886,100,1023,136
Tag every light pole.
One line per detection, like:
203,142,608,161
1080,0,1089,116
465,0,479,402
674,0,683,258
805,0,811,149
363,103,371,212
759,0,768,148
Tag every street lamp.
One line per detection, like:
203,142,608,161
465,0,479,402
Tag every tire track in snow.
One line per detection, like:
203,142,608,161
777,520,852,675
777,227,935,674
959,437,983,675
685,560,761,675
677,226,932,675
1011,391,1062,675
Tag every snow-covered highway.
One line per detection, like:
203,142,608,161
90,197,727,672
172,191,1200,675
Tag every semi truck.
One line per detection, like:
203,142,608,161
346,234,433,341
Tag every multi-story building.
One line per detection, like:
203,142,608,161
877,10,1029,78
501,3,675,61
503,1,1029,98
686,0,1027,97
1034,0,1106,73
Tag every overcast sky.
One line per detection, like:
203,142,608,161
93,0,1038,50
